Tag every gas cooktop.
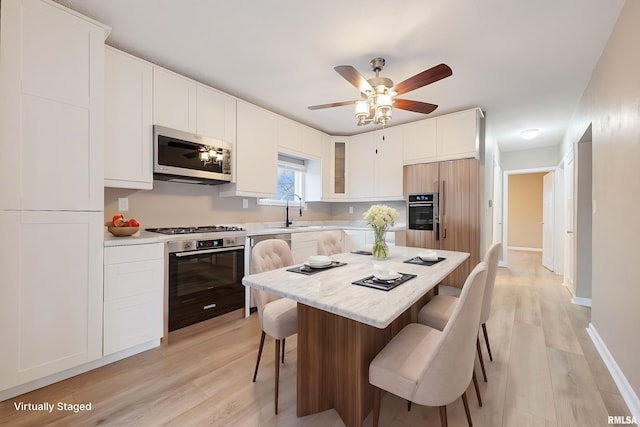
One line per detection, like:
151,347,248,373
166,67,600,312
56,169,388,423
145,225,245,235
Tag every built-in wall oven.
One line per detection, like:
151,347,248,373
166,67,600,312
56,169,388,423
408,193,439,235
158,230,245,332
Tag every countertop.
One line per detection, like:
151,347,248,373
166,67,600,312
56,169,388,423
242,247,468,329
103,222,406,247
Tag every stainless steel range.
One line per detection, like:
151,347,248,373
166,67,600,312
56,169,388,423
146,225,247,332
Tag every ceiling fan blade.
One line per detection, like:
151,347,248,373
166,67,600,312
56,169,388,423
394,99,439,114
308,100,357,110
334,65,374,94
392,63,452,96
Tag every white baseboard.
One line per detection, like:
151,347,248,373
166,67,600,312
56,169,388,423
507,246,543,252
587,323,640,421
572,296,592,307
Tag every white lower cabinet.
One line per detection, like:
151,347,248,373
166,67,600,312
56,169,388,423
291,232,321,264
103,243,164,356
0,210,104,390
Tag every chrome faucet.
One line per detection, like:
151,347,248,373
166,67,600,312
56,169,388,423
285,194,302,227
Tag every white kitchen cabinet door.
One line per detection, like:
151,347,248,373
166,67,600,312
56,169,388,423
103,243,164,356
104,47,153,190
291,232,322,264
196,84,237,143
374,127,404,199
436,108,481,161
403,118,437,165
153,67,197,133
277,116,304,155
349,133,376,199
222,101,277,197
302,127,325,159
0,0,107,211
0,210,103,387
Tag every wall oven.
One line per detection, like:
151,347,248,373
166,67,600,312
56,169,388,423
408,193,439,234
167,236,245,331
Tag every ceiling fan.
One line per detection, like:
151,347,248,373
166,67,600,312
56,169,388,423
308,58,452,127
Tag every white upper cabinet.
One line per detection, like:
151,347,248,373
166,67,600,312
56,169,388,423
104,47,153,190
153,67,197,133
402,107,482,164
436,108,482,161
152,67,236,143
0,0,108,211
403,118,437,165
221,101,277,197
349,127,404,200
195,84,237,143
277,116,325,159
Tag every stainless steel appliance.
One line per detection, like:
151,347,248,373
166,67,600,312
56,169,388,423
153,125,232,185
408,193,439,235
147,226,246,331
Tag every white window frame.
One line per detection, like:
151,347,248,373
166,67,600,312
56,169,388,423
258,158,307,207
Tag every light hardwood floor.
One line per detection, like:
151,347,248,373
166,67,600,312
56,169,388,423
0,250,632,426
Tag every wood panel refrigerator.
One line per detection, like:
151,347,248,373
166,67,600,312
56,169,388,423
405,159,480,288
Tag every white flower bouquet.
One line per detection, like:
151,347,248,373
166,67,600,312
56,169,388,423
363,204,399,259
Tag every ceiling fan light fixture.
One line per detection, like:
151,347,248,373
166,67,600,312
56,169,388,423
520,128,539,140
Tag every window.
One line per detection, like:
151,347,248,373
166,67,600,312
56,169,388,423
258,155,306,206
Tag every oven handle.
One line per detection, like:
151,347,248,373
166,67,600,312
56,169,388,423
408,202,435,207
174,246,244,257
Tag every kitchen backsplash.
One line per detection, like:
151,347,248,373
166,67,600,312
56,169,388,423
104,181,406,228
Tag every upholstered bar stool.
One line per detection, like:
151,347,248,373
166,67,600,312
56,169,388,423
251,239,298,414
317,231,343,256
418,242,502,386
369,262,488,427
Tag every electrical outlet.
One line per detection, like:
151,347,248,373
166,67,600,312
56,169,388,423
349,206,354,214
242,199,249,209
118,197,129,212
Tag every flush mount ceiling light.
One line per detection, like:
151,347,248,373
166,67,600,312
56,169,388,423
520,129,540,140
309,58,453,127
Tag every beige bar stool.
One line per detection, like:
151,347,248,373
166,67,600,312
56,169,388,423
369,262,488,427
251,239,298,414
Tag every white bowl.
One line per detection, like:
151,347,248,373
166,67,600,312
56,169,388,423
418,251,438,261
374,270,401,281
307,255,331,267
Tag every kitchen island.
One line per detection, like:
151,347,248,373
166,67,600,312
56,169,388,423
242,246,468,427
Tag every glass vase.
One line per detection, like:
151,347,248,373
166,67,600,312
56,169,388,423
372,226,389,260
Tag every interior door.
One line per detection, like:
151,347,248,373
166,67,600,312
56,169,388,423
564,153,576,294
542,172,554,270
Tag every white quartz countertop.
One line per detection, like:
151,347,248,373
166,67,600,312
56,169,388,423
242,247,468,329
104,230,166,247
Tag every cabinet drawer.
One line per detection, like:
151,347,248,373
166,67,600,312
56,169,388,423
104,243,164,264
104,258,163,300
104,292,163,355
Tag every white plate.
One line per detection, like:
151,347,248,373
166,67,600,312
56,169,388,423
305,261,332,268
418,252,438,261
374,271,402,281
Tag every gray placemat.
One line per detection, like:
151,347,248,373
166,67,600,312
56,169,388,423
352,273,417,291
286,261,347,275
403,256,446,266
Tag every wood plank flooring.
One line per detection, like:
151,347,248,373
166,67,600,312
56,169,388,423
0,250,632,426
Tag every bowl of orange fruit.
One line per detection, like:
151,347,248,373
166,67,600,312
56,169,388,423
107,215,140,237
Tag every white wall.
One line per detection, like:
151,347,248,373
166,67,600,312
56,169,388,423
501,146,559,171
559,0,640,407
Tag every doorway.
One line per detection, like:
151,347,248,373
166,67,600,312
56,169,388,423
501,167,555,267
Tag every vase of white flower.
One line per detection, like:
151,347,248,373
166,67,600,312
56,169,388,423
363,204,399,260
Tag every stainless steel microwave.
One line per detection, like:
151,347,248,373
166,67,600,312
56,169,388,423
153,125,232,185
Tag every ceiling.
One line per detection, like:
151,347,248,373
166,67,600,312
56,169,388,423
56,0,624,152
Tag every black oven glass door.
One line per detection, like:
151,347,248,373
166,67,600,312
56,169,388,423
409,203,436,230
169,246,244,331
157,134,230,174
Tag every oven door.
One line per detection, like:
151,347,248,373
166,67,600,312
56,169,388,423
408,202,436,231
169,246,244,331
